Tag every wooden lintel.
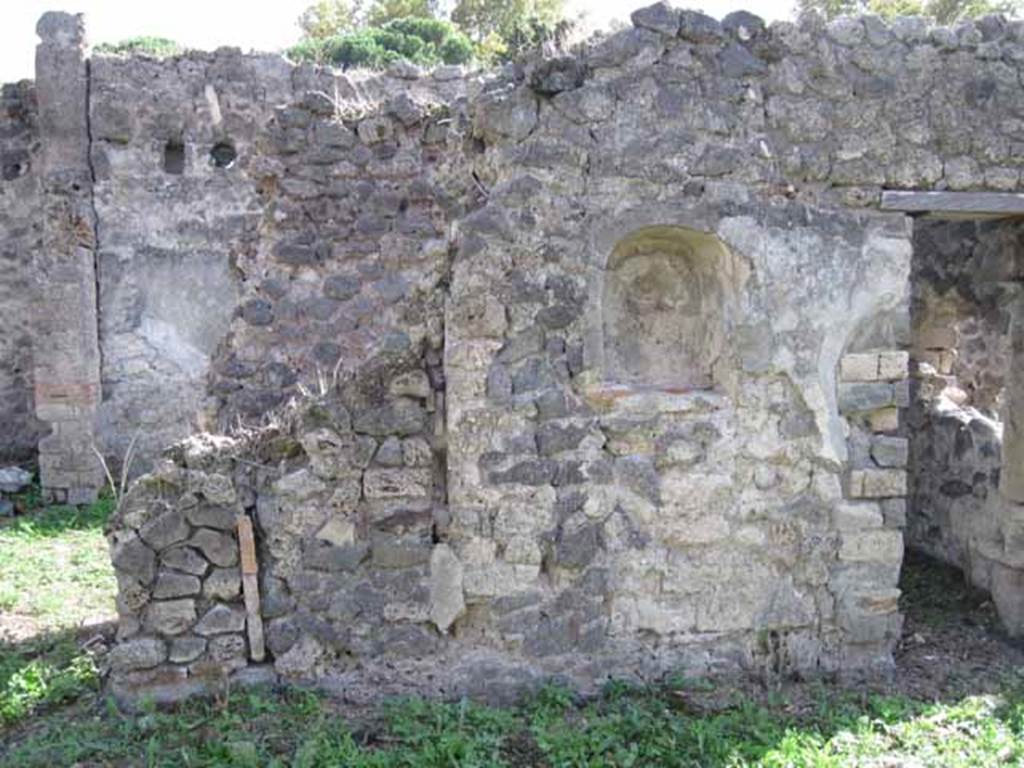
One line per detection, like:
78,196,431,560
880,190,1024,217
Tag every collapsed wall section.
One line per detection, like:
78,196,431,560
0,81,43,462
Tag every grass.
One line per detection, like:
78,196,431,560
0,487,114,727
4,677,1024,767
0,491,115,627
2,498,1024,766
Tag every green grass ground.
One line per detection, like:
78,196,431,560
2,492,1023,767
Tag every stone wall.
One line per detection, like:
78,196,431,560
8,3,1024,700
908,219,1022,570
0,81,43,462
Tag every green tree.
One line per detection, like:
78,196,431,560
796,0,1020,23
365,0,437,26
298,0,362,39
452,0,567,59
288,17,474,69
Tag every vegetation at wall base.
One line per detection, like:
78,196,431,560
2,499,1024,765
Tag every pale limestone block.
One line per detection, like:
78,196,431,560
849,468,907,498
868,407,900,433
363,468,432,499
877,351,909,380
839,529,904,563
839,353,880,382
316,517,355,547
832,502,884,531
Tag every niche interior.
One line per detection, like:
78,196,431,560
601,226,737,391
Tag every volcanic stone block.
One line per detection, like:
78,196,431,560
185,504,237,531
152,571,201,599
204,567,242,600
195,604,247,636
161,546,210,576
168,636,207,663
107,637,167,672
190,528,238,567
139,510,191,551
144,599,197,636
111,532,158,583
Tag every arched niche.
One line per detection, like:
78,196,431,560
600,226,738,391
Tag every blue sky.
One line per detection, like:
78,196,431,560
1,0,797,82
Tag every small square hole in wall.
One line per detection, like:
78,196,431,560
163,140,185,174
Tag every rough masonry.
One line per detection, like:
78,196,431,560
3,5,1024,701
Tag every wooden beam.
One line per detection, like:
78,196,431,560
236,514,266,663
880,190,1024,217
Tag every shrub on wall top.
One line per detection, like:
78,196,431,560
93,37,184,58
287,18,473,69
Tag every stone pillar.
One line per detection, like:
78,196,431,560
989,293,1024,635
1001,294,1024,503
32,12,103,504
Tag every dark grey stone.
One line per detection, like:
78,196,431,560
871,436,909,468
718,43,767,78
375,437,404,467
168,635,206,663
722,10,765,39
555,524,603,569
139,509,190,551
489,459,558,486
486,364,513,403
241,298,273,326
144,599,197,636
108,637,167,672
190,528,238,568
837,383,896,414
266,616,299,655
537,423,590,455
371,536,432,569
352,400,427,437
305,541,370,572
631,2,680,36
204,567,241,600
185,504,237,531
112,535,157,583
161,546,209,576
529,57,587,95
678,10,725,43
195,604,246,636
152,571,201,599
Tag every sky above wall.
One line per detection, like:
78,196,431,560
1,0,797,83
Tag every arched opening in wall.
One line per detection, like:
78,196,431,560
602,226,735,391
163,140,185,174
